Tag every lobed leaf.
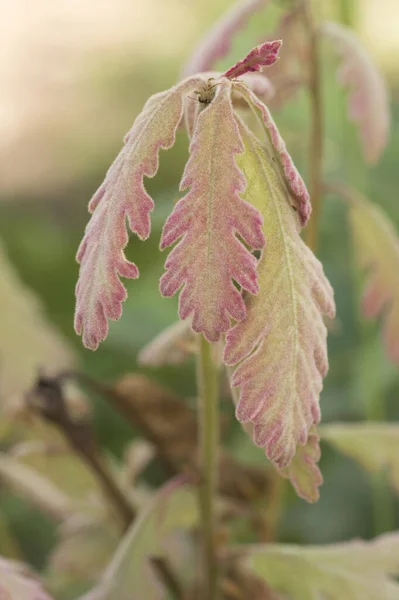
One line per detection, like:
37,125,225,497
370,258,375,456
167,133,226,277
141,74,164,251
223,40,282,80
242,532,399,599
278,426,322,502
342,187,399,365
321,21,390,164
322,422,399,495
234,82,311,225
182,0,270,77
75,77,202,350
0,556,55,600
160,82,265,342
224,121,335,468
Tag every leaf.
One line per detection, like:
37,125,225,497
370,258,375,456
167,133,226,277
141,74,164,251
74,76,203,350
223,40,282,79
343,187,399,364
0,452,74,521
278,426,322,503
0,556,54,600
182,0,271,77
242,532,399,599
160,82,265,342
138,319,195,367
321,21,390,164
322,422,399,495
0,241,74,402
234,81,311,225
223,120,335,468
81,479,198,600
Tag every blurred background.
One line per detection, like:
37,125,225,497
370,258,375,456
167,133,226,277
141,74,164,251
1,0,399,596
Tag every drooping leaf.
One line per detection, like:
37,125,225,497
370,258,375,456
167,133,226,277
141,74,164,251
223,40,282,80
341,187,399,364
322,422,399,495
242,532,399,599
223,120,335,468
278,426,322,502
234,81,311,225
321,21,389,164
74,77,203,350
138,319,195,367
81,479,198,600
0,556,54,600
0,241,74,402
160,82,265,342
182,0,270,77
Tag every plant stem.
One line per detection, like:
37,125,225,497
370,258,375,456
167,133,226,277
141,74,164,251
196,335,219,599
303,1,323,253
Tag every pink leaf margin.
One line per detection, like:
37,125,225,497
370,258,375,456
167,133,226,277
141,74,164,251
223,40,282,79
182,0,270,77
234,82,311,225
75,77,203,350
321,21,390,164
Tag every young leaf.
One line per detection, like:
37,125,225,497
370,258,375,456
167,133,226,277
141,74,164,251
81,479,198,600
322,422,399,495
182,0,270,77
278,426,322,502
160,82,265,342
223,40,282,80
224,121,335,468
75,77,202,350
241,532,399,599
0,557,54,600
235,82,311,225
0,241,74,402
342,187,399,364
321,21,389,164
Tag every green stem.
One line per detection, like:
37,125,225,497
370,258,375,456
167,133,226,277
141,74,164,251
196,335,219,599
303,2,323,253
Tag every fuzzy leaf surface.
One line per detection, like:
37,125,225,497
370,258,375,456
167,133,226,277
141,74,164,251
75,77,202,350
242,532,399,599
321,21,389,164
0,556,55,600
235,82,311,225
278,426,322,502
160,83,265,342
322,422,399,495
345,188,399,364
224,123,335,468
182,0,270,77
223,40,282,79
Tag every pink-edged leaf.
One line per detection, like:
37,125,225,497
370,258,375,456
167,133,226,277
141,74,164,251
321,21,390,164
223,40,282,80
75,77,203,350
182,0,270,77
0,556,54,600
234,81,311,225
160,82,265,342
337,186,399,364
278,426,322,502
224,122,335,468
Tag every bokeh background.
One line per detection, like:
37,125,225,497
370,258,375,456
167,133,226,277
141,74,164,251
1,0,399,595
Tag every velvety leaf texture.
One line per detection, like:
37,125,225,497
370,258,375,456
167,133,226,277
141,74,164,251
243,532,399,599
224,122,335,467
278,426,322,502
344,188,399,364
182,0,270,77
223,40,282,79
234,82,311,225
321,21,389,164
160,82,265,342
75,77,202,350
322,422,399,495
